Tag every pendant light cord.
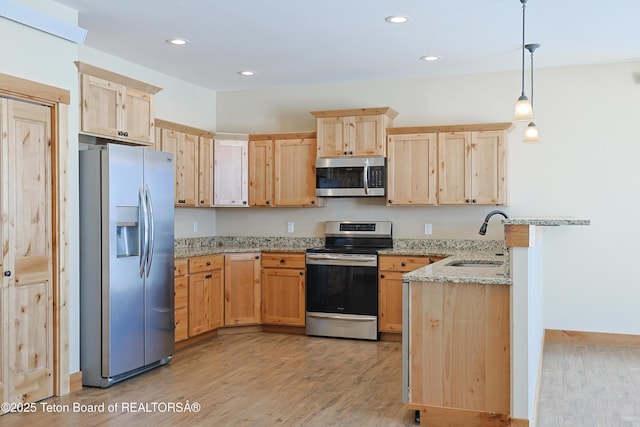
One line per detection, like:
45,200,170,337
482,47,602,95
521,0,527,97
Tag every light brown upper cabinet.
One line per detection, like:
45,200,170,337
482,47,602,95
76,62,161,146
311,107,398,157
249,132,318,207
438,128,510,205
155,119,214,207
386,132,438,206
387,123,512,206
214,133,249,207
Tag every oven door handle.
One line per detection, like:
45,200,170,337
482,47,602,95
307,254,376,262
307,313,377,322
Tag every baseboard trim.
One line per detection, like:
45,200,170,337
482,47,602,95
263,325,306,335
69,371,82,393
379,332,402,342
408,404,511,426
216,325,263,336
545,329,640,348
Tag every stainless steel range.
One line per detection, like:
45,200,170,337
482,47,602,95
305,221,393,341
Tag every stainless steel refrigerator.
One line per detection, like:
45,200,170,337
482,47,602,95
79,143,175,387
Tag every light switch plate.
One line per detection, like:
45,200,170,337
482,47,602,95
287,221,294,233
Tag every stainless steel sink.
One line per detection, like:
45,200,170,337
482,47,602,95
446,261,503,268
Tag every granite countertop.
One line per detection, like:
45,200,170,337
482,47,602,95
503,217,591,226
403,252,511,285
175,246,308,259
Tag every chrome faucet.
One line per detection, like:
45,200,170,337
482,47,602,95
478,210,509,235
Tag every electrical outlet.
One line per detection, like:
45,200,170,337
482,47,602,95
424,223,432,235
193,222,198,233
287,221,294,233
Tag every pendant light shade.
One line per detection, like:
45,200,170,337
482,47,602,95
523,122,539,143
514,95,534,121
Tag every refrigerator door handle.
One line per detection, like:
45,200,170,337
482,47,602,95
139,185,149,278
145,184,155,278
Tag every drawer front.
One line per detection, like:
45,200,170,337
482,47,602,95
189,254,224,273
379,255,430,272
174,276,188,309
261,253,306,269
174,258,188,276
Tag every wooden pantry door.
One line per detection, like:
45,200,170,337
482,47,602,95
2,98,54,404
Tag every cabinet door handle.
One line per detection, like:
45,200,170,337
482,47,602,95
205,274,212,279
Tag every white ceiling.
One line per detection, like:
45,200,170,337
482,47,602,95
53,0,640,92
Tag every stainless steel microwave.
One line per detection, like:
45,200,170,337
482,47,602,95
315,157,386,197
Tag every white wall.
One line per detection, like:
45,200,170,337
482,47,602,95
216,61,640,335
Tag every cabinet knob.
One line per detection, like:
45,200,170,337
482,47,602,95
200,200,205,204
206,261,211,266
243,201,248,205
280,259,285,263
118,131,123,136
255,255,260,260
299,271,304,276
465,199,470,204
388,200,393,204
311,200,315,205
349,151,353,155
178,199,185,204
123,131,129,137
472,199,477,204
4,270,11,277
266,200,270,205
401,262,406,267
343,151,348,155
380,274,385,278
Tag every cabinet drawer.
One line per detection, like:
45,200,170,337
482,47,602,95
189,254,224,273
174,276,188,309
174,258,188,276
379,255,430,272
261,253,306,269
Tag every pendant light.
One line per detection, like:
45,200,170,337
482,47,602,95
514,0,533,121
523,43,540,143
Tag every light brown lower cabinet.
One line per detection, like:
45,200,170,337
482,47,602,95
224,253,261,326
187,255,225,336
174,258,189,342
261,253,306,326
378,255,432,333
406,281,510,424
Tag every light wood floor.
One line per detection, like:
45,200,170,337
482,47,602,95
537,342,640,427
4,333,640,426
3,333,416,426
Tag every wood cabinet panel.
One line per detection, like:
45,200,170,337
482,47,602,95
188,268,224,336
312,107,397,157
387,133,437,206
408,282,510,413
248,140,273,206
273,138,317,206
198,136,214,206
378,255,430,333
261,268,305,326
224,253,261,325
189,255,224,274
174,276,189,342
261,253,306,269
79,73,155,146
214,137,249,207
248,135,317,207
174,258,188,276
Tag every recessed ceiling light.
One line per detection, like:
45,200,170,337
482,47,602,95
420,55,440,62
238,70,256,76
167,38,188,46
385,15,409,24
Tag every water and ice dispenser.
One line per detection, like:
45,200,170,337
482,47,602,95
116,206,140,258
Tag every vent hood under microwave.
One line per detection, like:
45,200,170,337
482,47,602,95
315,157,386,197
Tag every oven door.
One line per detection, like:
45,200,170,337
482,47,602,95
305,253,378,316
305,252,379,340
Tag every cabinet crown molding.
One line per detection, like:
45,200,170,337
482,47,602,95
310,106,399,119
155,119,214,138
75,61,163,94
386,122,514,135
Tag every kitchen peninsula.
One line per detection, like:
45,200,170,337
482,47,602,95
402,217,589,427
